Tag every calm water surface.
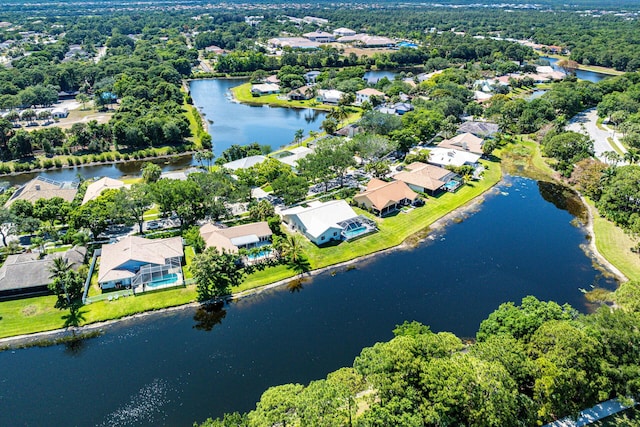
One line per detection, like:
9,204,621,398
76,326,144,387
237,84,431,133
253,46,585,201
188,79,327,156
0,176,616,426
541,56,610,83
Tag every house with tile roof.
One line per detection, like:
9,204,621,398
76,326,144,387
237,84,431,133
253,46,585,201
353,179,418,216
393,162,460,195
200,221,272,254
5,176,78,207
82,177,127,205
438,133,485,155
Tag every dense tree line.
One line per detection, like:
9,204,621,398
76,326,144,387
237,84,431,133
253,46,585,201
198,287,640,426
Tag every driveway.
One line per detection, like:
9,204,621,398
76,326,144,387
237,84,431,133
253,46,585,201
567,108,626,163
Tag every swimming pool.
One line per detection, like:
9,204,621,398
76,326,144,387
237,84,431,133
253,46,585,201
246,249,272,261
146,273,180,288
443,180,461,192
343,226,369,239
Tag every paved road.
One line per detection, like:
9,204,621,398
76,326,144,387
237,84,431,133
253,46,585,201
567,108,626,163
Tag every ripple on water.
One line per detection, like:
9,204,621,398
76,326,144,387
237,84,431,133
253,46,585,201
96,378,169,427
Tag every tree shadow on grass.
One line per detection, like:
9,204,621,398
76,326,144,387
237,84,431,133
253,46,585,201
62,305,87,328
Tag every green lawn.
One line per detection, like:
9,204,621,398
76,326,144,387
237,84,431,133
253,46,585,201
0,158,500,339
588,200,640,282
231,82,332,111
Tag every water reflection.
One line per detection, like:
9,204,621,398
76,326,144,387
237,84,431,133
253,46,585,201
537,181,587,222
193,302,227,332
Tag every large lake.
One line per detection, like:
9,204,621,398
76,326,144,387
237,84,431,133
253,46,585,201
188,79,328,156
0,175,616,426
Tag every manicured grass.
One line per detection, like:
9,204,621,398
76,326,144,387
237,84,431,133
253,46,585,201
231,82,333,111
143,205,160,220
236,264,296,293
301,159,502,269
121,176,143,185
588,200,640,282
0,158,500,339
184,103,205,148
183,246,196,280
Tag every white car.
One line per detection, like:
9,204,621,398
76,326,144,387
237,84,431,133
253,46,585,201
147,221,161,230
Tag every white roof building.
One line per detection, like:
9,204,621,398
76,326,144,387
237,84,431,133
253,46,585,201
317,89,345,104
223,155,267,171
333,28,356,37
274,146,314,168
281,200,361,245
428,147,482,168
82,177,127,205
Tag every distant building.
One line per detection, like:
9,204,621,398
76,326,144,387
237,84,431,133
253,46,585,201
288,85,315,101
303,16,329,25
51,108,68,119
337,34,395,47
457,121,499,139
268,37,320,50
5,176,78,207
355,88,385,105
333,28,356,37
304,70,321,84
303,31,335,43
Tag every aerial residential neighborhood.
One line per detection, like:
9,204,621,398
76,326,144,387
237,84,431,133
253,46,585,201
2,0,640,426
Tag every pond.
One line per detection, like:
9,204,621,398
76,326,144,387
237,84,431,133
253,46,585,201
188,79,328,156
3,79,328,186
540,56,610,83
0,175,617,427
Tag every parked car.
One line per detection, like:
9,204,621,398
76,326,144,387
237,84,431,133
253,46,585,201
147,221,161,230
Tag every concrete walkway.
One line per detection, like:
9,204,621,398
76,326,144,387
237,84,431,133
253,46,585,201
544,398,636,427
567,108,627,163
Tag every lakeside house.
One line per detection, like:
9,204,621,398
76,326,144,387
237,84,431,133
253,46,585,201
82,177,127,205
97,236,184,292
333,27,356,37
355,88,386,105
304,70,321,84
317,89,345,105
223,155,267,171
428,147,482,169
280,200,376,245
200,221,272,256
0,246,86,299
4,176,78,207
438,132,485,155
353,178,418,216
288,85,315,101
394,161,462,194
251,83,280,96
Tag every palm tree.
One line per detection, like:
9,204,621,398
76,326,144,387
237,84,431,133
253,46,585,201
49,256,72,306
602,150,622,166
281,234,310,276
294,129,304,146
624,149,640,164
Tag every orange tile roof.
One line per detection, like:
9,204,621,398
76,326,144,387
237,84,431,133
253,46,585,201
354,179,417,212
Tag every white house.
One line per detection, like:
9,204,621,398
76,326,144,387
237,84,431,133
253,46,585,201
280,200,375,245
317,89,345,105
251,83,280,96
82,177,127,205
333,28,356,37
200,221,272,254
303,31,335,43
223,155,267,171
98,236,184,291
355,88,385,105
428,147,481,168
51,108,68,119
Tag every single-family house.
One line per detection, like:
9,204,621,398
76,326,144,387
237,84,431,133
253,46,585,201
51,108,68,119
5,176,78,207
223,155,267,171
160,167,199,181
280,200,376,245
204,45,225,55
355,88,385,105
251,83,280,96
268,37,320,50
82,177,127,205
98,236,183,291
273,146,314,168
304,70,321,84
353,179,418,216
390,102,413,115
333,28,356,37
303,31,335,43
457,121,499,139
288,85,315,100
0,246,86,299
200,221,272,255
428,147,482,169
438,133,485,155
317,89,345,105
336,123,362,138
393,162,460,194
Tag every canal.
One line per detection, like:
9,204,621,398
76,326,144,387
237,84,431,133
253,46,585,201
0,175,617,426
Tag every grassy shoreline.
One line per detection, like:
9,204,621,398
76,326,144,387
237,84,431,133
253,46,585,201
536,52,625,76
0,156,501,340
230,82,334,111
